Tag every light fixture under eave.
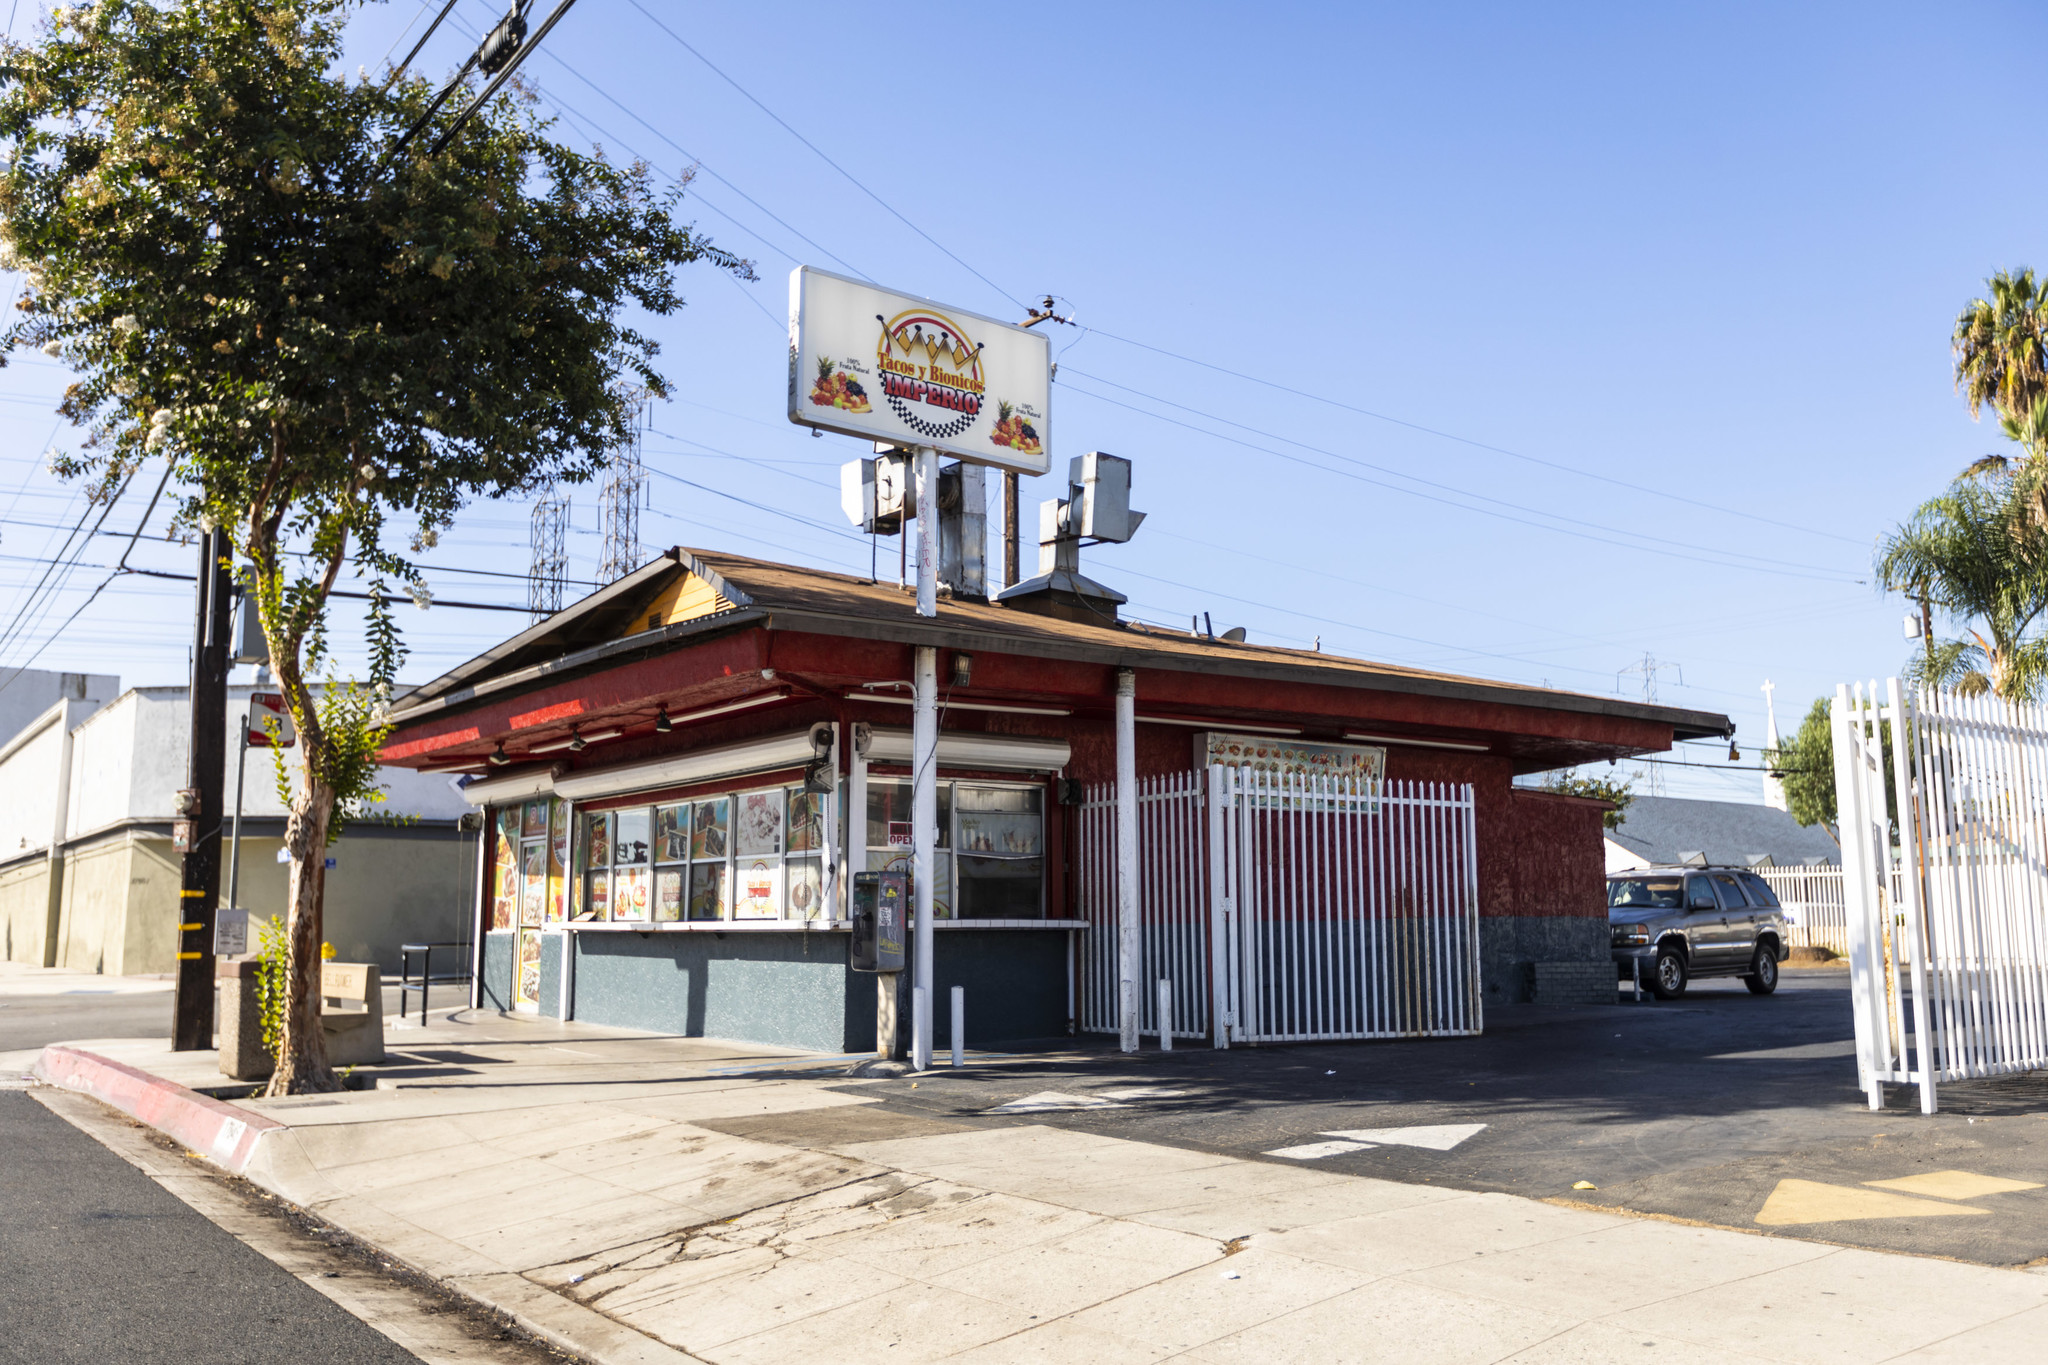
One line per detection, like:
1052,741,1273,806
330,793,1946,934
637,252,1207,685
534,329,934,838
1343,732,1490,753
487,743,510,767
533,726,623,755
661,692,790,729
1137,716,1301,735
654,705,672,733
1728,740,1742,762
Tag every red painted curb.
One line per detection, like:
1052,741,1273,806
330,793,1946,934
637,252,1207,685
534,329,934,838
32,1045,282,1175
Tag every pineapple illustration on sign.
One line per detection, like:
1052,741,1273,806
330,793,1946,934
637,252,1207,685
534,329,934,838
808,355,871,413
990,397,1041,455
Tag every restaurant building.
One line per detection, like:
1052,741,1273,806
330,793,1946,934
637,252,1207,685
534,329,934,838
377,547,1731,1054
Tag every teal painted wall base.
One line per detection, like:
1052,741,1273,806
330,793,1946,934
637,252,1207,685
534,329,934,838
482,930,513,1012
566,928,1075,1054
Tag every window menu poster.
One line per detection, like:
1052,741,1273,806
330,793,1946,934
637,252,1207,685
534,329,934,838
737,790,783,857
655,868,685,922
491,809,519,930
692,798,729,859
613,866,651,921
520,843,546,927
736,858,781,918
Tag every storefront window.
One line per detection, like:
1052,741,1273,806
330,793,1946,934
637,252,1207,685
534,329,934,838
569,784,827,924
866,781,1043,920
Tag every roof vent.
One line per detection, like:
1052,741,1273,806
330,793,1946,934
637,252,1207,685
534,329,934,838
998,453,1145,625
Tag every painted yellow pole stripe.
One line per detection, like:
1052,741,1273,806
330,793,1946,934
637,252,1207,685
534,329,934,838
180,889,206,898
179,922,203,931
176,951,204,960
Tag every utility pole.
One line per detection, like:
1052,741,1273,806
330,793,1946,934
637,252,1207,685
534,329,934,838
1014,297,1070,594
170,528,232,1051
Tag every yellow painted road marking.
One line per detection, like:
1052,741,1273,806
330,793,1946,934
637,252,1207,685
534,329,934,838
1754,1179,1989,1226
1865,1170,2044,1200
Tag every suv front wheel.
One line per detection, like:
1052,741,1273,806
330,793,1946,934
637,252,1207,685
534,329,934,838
1745,943,1779,995
1652,946,1688,1000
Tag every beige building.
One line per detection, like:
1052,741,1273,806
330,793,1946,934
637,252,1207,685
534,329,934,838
0,685,476,976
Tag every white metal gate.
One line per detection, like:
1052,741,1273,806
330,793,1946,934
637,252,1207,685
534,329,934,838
1077,767,1481,1044
1835,679,2048,1112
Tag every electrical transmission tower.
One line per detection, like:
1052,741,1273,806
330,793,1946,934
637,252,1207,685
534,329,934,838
1618,652,1683,795
529,491,570,621
597,392,651,585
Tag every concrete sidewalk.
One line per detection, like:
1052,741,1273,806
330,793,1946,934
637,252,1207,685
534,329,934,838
36,1012,2048,1364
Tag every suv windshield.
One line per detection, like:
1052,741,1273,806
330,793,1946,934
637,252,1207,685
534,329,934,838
1609,877,1684,909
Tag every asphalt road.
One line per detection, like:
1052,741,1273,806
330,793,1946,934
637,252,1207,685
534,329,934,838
0,1089,430,1365
836,970,2048,1266
0,980,173,1060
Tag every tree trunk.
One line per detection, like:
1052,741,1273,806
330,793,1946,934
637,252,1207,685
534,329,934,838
265,762,341,1094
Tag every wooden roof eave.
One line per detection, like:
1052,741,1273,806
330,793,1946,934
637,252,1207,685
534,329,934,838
755,606,1735,743
382,605,770,728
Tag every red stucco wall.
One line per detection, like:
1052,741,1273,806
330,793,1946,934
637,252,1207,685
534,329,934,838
1494,789,1610,920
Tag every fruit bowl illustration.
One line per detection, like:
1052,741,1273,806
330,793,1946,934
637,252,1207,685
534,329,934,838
989,399,1040,453
808,356,871,413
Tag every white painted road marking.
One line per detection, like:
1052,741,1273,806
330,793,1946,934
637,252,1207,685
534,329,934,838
1265,1139,1376,1160
1317,1123,1487,1151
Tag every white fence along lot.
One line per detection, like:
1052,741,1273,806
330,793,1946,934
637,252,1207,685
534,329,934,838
1078,767,1481,1046
1833,679,2048,1113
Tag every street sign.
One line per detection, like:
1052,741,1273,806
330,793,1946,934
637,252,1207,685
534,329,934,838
248,692,295,748
214,906,248,957
788,266,1051,476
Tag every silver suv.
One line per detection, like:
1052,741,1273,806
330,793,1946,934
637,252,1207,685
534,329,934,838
1608,867,1790,1000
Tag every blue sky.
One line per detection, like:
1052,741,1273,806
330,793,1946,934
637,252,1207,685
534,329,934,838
2,1,2043,801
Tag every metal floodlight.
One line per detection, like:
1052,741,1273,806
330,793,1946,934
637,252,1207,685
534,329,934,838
1903,613,1924,641
839,453,914,535
1069,452,1145,544
231,594,268,666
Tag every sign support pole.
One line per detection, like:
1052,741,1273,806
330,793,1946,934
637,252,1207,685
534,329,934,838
1116,668,1139,1052
911,446,940,1070
227,728,249,911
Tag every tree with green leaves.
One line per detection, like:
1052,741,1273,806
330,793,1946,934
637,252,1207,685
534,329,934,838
1767,698,1840,832
1956,268,2048,460
1876,472,2048,702
1538,770,1633,830
0,0,748,1093
1765,696,1895,841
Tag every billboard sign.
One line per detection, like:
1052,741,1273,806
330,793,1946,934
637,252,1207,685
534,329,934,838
788,266,1051,476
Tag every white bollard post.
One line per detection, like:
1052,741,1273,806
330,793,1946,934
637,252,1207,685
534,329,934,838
912,986,929,1071
1158,979,1173,1051
951,985,964,1067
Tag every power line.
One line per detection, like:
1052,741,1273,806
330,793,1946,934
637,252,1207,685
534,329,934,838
1078,327,1863,546
621,0,1027,313
1060,375,1861,584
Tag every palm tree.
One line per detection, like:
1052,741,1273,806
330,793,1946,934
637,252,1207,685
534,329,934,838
1877,473,2048,700
1955,269,2048,460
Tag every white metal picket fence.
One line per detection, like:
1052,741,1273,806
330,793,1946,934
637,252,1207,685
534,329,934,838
1077,767,1481,1045
1756,866,1850,955
1835,680,2048,1112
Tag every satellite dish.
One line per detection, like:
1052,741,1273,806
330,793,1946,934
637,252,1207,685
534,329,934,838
1219,626,1247,643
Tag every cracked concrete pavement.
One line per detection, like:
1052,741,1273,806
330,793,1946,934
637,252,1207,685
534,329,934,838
37,1010,2048,1363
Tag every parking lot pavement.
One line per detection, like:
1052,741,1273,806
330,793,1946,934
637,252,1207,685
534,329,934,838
837,970,2048,1266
